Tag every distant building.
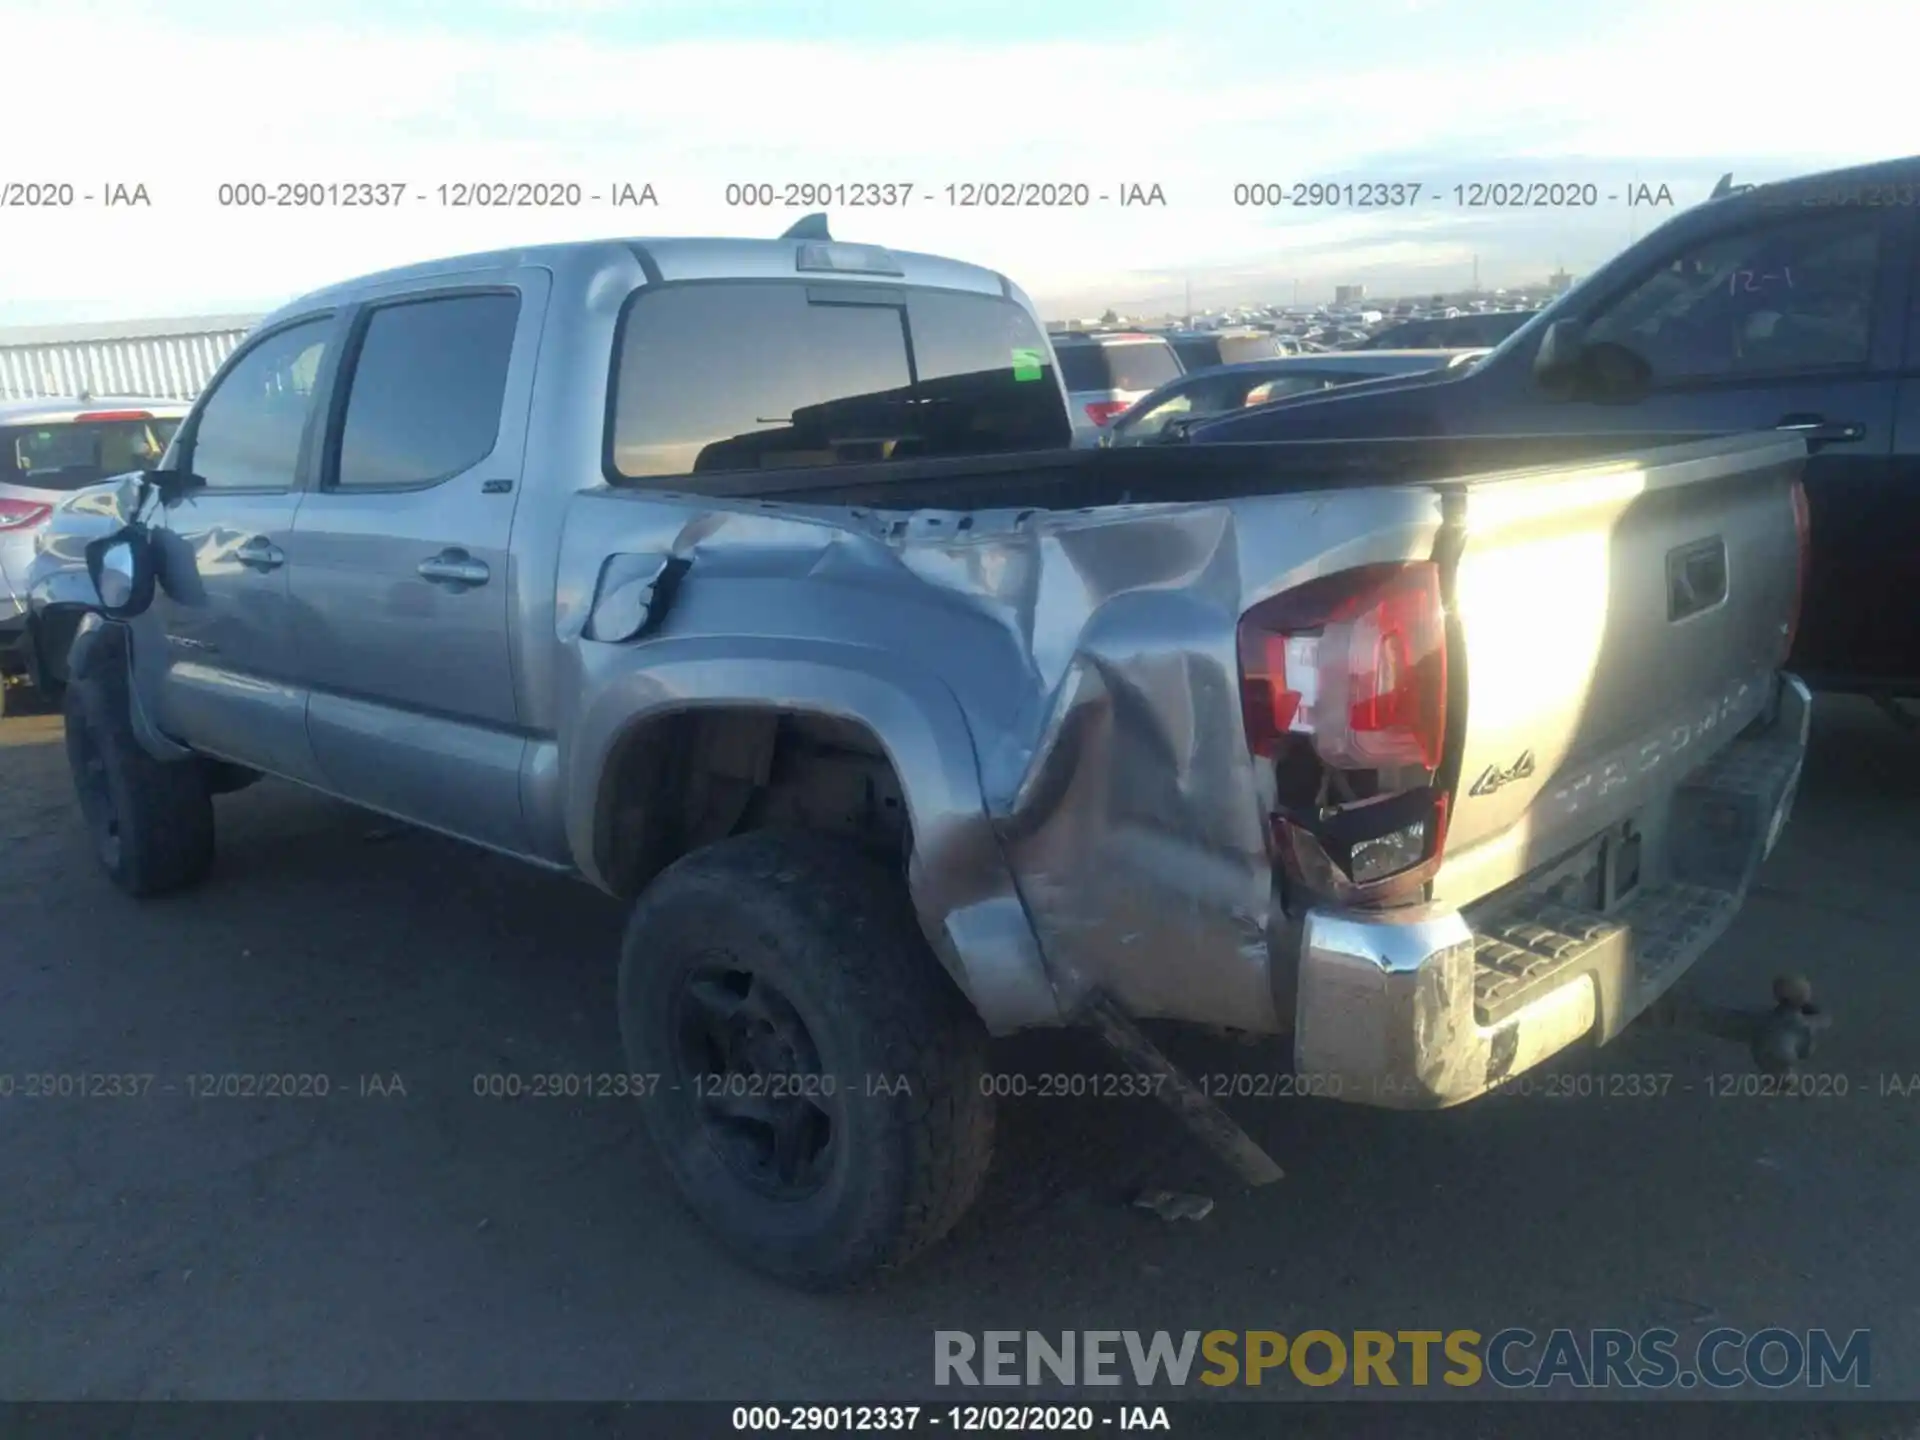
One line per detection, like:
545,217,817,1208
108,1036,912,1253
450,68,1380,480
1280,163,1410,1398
1547,269,1576,295
0,314,262,401
1334,284,1367,305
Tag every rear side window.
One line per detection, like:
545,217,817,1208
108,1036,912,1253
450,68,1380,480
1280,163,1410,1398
333,293,520,489
1,417,180,491
1055,344,1109,391
1170,337,1221,370
608,282,1067,479
1056,340,1183,393
1215,335,1284,365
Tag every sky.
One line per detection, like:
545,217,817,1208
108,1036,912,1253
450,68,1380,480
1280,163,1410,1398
1,0,1915,324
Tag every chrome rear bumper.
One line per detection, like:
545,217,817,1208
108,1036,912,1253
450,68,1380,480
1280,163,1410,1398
1293,675,1811,1109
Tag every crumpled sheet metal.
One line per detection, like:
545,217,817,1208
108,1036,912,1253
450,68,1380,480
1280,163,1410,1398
565,485,1442,1033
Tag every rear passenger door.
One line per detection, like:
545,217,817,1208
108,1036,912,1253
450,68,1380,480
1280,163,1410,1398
288,268,548,853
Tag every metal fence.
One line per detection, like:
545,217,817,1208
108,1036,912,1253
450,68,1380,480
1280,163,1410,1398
0,316,262,401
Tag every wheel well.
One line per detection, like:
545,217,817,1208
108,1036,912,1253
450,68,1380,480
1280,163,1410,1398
596,708,912,899
28,605,87,689
64,611,124,681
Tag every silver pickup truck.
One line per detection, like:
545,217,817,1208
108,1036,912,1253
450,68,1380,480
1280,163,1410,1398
30,233,1811,1291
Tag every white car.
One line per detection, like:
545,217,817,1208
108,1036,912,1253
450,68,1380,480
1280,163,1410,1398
0,396,186,715
1049,331,1185,444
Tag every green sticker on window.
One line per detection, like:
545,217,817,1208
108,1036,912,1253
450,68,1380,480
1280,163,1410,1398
1010,346,1044,381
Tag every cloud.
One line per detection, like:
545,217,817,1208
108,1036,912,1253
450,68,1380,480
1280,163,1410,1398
0,0,1915,322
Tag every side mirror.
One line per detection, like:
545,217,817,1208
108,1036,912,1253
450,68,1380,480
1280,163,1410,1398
84,525,158,619
1533,322,1652,404
137,467,206,507
1532,319,1589,392
1579,340,1653,404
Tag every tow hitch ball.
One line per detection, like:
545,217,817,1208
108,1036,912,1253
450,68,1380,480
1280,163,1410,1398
1647,974,1830,1076
1749,974,1828,1076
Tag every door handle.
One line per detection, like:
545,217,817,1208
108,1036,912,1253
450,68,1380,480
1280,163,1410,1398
1775,414,1865,444
417,548,490,589
234,538,285,572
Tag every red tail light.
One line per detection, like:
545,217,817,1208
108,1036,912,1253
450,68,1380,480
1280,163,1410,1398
1784,477,1809,661
1238,562,1448,771
0,498,54,531
1239,562,1450,899
1084,400,1132,427
73,410,154,423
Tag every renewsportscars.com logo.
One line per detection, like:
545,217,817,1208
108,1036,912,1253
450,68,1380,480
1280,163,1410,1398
934,1328,1871,1391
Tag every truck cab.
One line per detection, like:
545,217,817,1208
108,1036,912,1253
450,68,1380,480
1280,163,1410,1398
1185,154,1920,698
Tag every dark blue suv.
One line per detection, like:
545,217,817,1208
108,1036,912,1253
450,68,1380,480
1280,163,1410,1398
1184,156,1920,698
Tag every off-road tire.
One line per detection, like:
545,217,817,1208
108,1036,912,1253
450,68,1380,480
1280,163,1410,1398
63,642,215,897
619,830,996,1290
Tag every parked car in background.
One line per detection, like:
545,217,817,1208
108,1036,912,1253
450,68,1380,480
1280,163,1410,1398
1,397,186,715
1359,310,1538,349
1104,350,1486,445
1165,328,1294,370
1051,331,1185,440
1322,327,1376,348
1180,152,1920,699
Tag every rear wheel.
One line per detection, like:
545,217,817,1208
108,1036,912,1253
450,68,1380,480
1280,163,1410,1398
619,830,996,1290
63,649,215,897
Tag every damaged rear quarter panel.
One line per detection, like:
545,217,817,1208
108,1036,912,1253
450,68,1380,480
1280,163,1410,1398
556,483,1444,1035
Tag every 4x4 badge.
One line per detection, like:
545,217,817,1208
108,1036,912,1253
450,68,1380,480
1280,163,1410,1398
1470,750,1536,797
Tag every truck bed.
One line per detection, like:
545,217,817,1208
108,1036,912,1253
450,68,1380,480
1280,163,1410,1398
572,430,1807,1083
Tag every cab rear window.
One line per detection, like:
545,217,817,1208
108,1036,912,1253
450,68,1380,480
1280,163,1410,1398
607,281,1070,480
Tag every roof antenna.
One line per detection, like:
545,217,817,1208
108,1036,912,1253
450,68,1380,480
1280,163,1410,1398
781,212,832,241
1709,172,1735,199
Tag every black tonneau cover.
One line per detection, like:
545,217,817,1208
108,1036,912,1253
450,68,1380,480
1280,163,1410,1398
621,432,1726,512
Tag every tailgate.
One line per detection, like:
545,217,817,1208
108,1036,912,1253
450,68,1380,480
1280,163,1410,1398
1432,432,1805,906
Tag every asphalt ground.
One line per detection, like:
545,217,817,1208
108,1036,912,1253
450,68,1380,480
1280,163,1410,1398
4,688,1919,1428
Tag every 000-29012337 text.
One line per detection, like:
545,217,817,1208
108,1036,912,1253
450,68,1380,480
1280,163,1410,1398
730,1405,1144,1431
721,182,1165,208
1229,180,1636,208
213,182,660,208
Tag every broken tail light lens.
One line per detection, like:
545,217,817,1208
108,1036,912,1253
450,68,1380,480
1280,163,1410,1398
1238,561,1447,772
1238,561,1450,897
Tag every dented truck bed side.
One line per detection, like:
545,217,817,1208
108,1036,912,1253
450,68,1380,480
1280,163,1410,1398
551,431,1806,1107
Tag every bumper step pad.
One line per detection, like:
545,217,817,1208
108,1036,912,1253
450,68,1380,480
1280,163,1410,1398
1472,883,1737,1028
1468,723,1804,1034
